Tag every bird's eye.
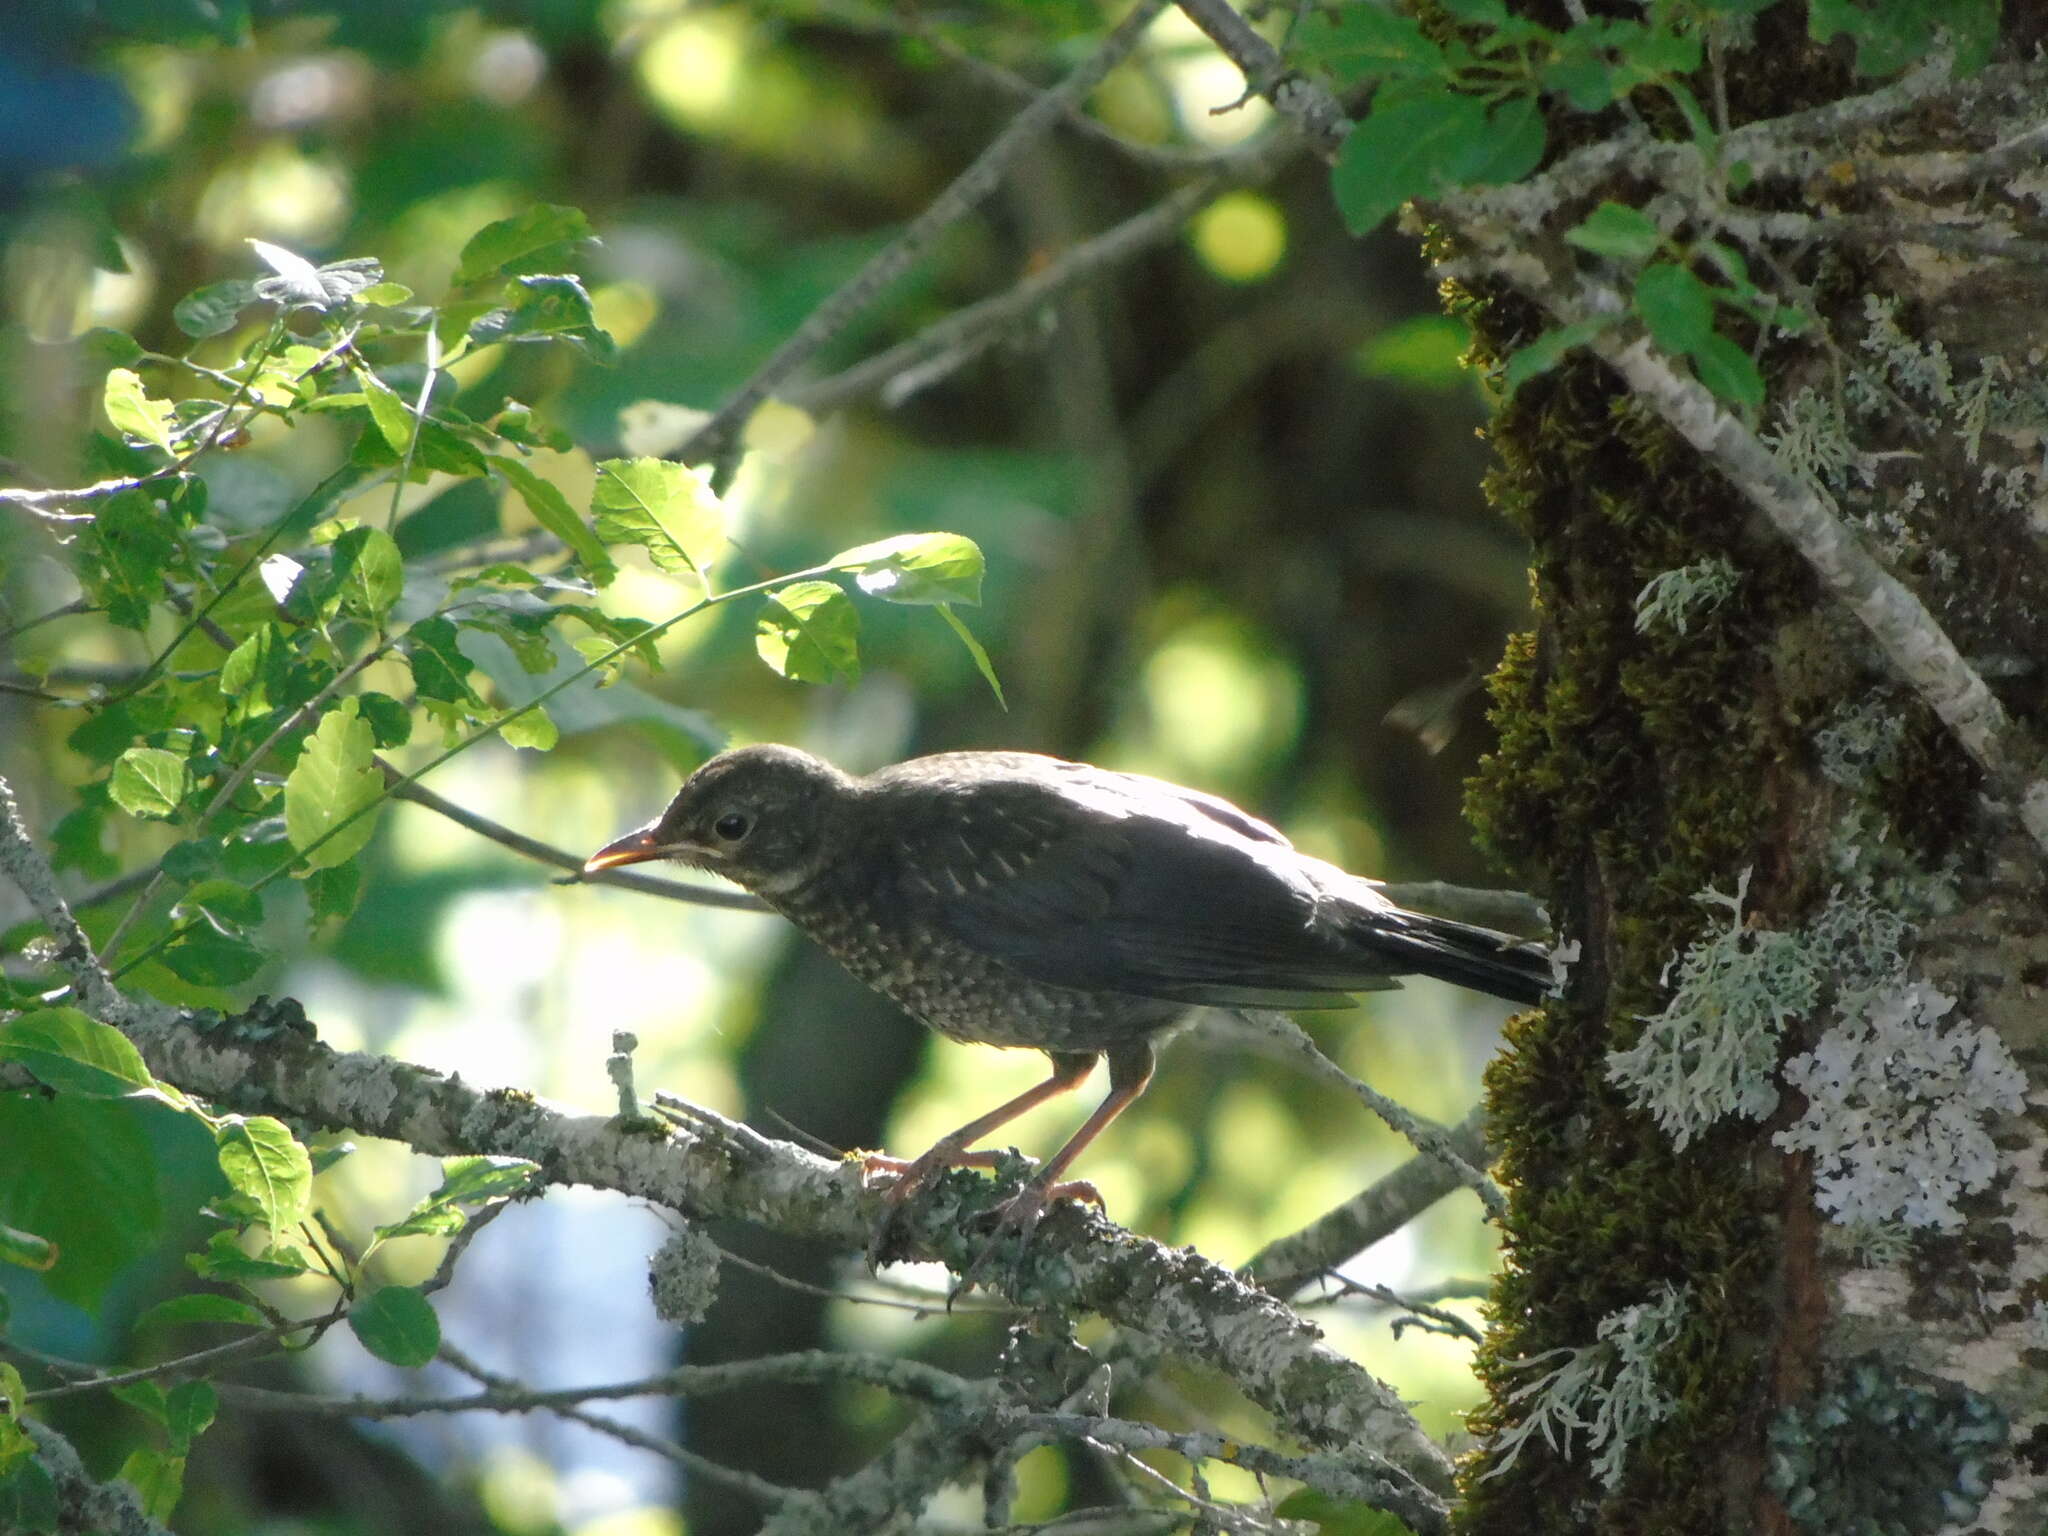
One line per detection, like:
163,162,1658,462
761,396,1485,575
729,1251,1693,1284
713,812,752,842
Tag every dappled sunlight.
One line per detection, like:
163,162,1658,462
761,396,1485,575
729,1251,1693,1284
194,140,352,249
1113,606,1303,791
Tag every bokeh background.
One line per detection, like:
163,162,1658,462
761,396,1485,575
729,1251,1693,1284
1,4,1535,1531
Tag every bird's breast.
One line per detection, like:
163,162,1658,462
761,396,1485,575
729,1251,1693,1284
768,860,1179,1051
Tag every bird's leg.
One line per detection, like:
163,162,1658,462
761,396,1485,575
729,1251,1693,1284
949,1041,1158,1298
864,1050,1098,1204
986,1039,1156,1238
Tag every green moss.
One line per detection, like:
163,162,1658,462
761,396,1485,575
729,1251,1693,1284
1455,321,1805,1530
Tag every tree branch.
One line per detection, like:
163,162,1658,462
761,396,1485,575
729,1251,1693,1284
1243,1105,1492,1299
675,0,1173,478
0,770,1453,1514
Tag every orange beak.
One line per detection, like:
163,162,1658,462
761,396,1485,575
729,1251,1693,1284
582,824,673,874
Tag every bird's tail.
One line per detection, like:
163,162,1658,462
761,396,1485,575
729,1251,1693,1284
1350,904,1556,1006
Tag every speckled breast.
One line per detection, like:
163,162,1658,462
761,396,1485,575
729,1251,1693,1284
767,856,1181,1053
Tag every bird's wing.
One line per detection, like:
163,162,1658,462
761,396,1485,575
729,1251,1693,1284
897,773,1397,1010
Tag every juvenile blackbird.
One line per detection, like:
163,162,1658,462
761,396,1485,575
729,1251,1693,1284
585,745,1552,1241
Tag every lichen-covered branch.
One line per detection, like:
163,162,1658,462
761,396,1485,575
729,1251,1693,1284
0,771,1449,1517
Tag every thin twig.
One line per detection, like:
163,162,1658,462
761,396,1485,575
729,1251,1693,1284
674,0,1172,480
382,762,770,911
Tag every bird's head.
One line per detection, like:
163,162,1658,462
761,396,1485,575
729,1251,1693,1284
582,744,854,897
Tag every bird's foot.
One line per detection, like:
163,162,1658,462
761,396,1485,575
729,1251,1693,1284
858,1141,1005,1203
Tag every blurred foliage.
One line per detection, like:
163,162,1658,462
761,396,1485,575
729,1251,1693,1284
0,2,1537,1531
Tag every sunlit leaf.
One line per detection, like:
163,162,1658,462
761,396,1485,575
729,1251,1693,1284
455,204,594,284
829,532,985,605
102,368,177,453
282,698,382,869
214,1115,312,1234
937,603,1005,709
756,580,859,684
118,1447,184,1521
352,364,416,455
592,457,724,578
500,703,559,750
330,524,404,622
110,747,190,820
0,1008,153,1099
489,453,615,582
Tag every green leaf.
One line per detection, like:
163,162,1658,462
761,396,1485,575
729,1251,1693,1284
214,1115,313,1234
186,1229,315,1284
500,703,558,751
305,861,364,923
0,1222,56,1273
0,1008,154,1098
756,580,860,684
373,1156,539,1246
358,280,414,306
356,690,412,747
1275,1486,1416,1535
1354,313,1471,391
433,1155,542,1203
1330,90,1485,235
1297,6,1443,85
1633,262,1715,354
830,531,985,605
0,1455,59,1535
591,456,725,579
118,1447,184,1521
159,926,265,987
1809,0,1996,77
219,624,291,707
283,698,383,870
455,204,595,284
173,878,262,931
1690,330,1766,411
403,616,480,705
172,279,258,338
0,1096,162,1307
164,1381,218,1454
1503,313,1619,392
468,274,615,361
1565,202,1663,263
353,365,417,455
160,839,222,883
350,1284,441,1367
330,525,404,622
102,368,178,453
1453,96,1546,189
110,745,190,820
937,603,1006,709
489,453,616,583
132,1293,268,1331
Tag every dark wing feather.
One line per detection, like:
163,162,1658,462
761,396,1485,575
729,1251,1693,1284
889,765,1402,1010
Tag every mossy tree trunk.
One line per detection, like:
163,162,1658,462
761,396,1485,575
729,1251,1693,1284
1449,13,2048,1535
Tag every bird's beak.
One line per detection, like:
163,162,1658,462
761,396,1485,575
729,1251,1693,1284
583,823,688,874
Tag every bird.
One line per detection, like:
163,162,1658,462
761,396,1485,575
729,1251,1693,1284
584,744,1552,1251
